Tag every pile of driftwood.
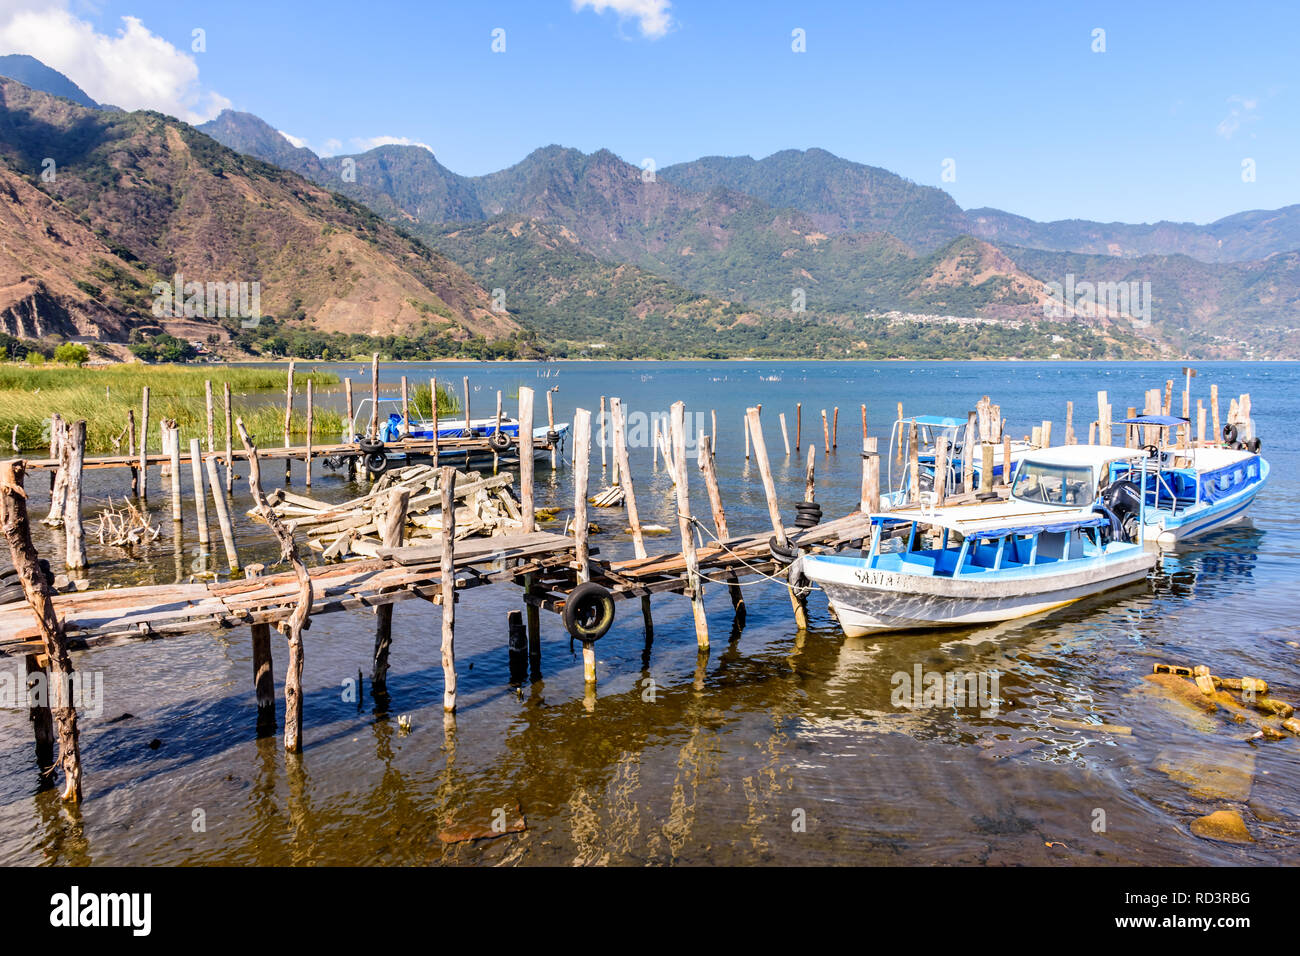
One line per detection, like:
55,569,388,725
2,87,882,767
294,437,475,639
91,498,161,556
252,463,527,560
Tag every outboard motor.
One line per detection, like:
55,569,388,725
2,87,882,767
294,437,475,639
1101,479,1142,543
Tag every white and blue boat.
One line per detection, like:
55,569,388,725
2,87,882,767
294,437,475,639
1004,417,1268,549
348,396,569,470
800,497,1156,637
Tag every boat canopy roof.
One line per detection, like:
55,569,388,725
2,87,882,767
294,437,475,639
870,502,1104,537
1118,414,1189,427
909,414,966,428
1017,444,1136,467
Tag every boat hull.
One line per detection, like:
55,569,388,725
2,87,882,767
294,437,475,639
803,550,1155,637
1143,470,1266,549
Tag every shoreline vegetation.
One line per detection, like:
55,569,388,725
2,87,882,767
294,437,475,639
0,366,463,455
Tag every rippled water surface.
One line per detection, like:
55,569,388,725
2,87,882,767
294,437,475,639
2,360,1297,865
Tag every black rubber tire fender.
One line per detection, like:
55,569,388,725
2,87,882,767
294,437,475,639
769,535,800,565
1221,423,1238,445
1246,437,1262,454
358,437,385,455
365,451,389,475
489,431,513,452
563,581,616,642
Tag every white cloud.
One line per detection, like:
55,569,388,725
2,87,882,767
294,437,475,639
278,130,309,149
1216,95,1259,140
321,138,344,157
573,0,673,39
0,2,229,123
351,135,434,154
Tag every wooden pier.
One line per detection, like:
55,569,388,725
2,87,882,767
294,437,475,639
0,370,1255,802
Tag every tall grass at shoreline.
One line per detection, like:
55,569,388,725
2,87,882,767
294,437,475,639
0,365,344,453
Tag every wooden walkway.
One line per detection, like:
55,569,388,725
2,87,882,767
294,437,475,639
19,434,557,472
0,515,874,658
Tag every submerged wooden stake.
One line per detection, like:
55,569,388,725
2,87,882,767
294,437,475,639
189,438,209,550
305,380,314,488
699,434,743,618
63,420,86,570
861,437,880,513
671,402,708,649
779,412,791,456
612,397,654,638
283,358,295,485
139,387,150,500
168,422,182,523
370,353,380,441
747,406,807,630
440,467,457,711
372,487,409,689
205,454,239,572
223,381,233,494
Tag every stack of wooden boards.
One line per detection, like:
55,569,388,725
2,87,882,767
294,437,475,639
250,464,527,560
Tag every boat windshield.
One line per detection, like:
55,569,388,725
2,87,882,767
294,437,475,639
1011,462,1096,506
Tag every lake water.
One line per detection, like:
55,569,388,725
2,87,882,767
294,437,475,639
2,360,1297,865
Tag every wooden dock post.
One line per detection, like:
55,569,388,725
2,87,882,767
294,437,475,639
908,421,921,503
188,438,210,550
744,412,751,460
832,406,839,451
43,416,67,528
519,387,542,661
344,377,354,441
572,408,598,679
779,412,791,456
205,454,239,572
795,403,802,453
25,651,54,783
223,381,233,493
139,387,149,500
671,402,709,649
1097,391,1110,445
1065,402,1075,444
612,397,654,639
821,409,830,457
63,420,86,570
933,436,948,507
1041,420,1052,448
127,409,138,498
861,436,880,513
244,564,275,737
304,379,314,488
429,377,440,461
896,403,904,462
369,353,380,441
979,442,995,494
700,434,743,620
547,387,557,469
168,422,182,523
963,411,976,494
599,396,608,473
1002,435,1012,486
0,460,82,801
372,487,410,690
508,610,528,686
238,419,313,751
1211,384,1221,442
747,406,807,630
804,444,817,502
283,358,294,484
1197,400,1206,445
439,467,457,712
401,375,409,435
205,380,216,455
462,375,471,437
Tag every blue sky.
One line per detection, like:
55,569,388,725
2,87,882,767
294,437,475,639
4,0,1296,224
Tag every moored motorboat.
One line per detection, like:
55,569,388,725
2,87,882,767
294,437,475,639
800,499,1155,637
